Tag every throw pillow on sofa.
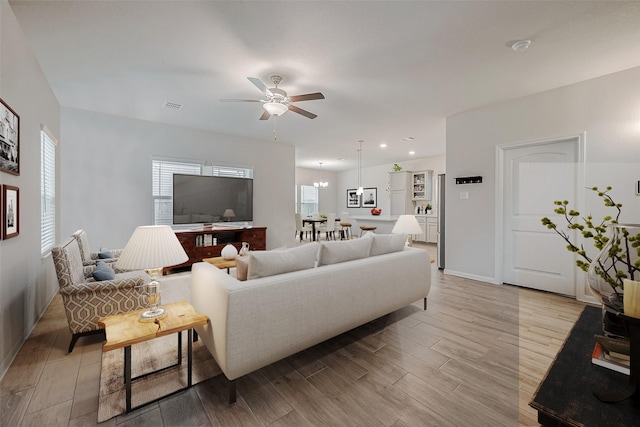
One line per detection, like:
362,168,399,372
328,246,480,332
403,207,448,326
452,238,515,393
370,233,407,256
235,254,249,281
319,237,373,266
247,243,320,280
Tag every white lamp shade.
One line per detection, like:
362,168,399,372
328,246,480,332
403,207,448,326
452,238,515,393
263,102,288,116
115,225,188,270
392,215,423,235
223,209,236,218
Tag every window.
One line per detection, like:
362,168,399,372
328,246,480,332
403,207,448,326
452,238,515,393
152,158,253,225
41,128,57,255
300,185,319,216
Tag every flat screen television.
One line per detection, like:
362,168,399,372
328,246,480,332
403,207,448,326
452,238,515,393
172,174,253,224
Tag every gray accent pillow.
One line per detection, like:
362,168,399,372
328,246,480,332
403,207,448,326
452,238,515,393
370,234,407,256
93,261,116,281
248,243,320,280
319,237,373,266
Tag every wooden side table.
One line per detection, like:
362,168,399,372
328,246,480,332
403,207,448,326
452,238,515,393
203,256,237,273
98,301,208,413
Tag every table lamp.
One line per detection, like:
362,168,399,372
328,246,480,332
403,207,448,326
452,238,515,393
223,209,235,222
115,225,188,322
392,215,423,247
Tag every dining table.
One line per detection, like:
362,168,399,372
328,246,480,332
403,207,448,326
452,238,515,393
302,217,340,241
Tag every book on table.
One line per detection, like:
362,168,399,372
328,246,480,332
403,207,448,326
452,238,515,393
594,334,630,360
591,341,630,375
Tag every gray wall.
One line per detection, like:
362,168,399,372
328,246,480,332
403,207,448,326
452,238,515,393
0,0,61,377
446,66,640,287
61,107,295,252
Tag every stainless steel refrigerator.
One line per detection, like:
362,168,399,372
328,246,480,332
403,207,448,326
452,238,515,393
437,174,445,269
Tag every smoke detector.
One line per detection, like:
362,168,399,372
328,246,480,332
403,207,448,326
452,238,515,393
511,40,531,52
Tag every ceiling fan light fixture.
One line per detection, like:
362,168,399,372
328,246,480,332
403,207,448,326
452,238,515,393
263,102,288,116
511,40,531,52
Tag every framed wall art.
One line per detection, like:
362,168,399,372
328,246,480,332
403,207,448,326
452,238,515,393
361,187,377,208
0,185,2,239
346,189,360,208
0,98,20,175
3,185,19,239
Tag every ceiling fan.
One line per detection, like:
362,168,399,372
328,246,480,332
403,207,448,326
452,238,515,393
221,75,325,120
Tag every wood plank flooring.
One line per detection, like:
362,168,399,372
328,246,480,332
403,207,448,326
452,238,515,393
1,243,586,426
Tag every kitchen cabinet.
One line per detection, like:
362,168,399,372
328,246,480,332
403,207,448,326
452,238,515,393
426,217,438,243
389,171,413,215
411,170,433,201
414,216,427,242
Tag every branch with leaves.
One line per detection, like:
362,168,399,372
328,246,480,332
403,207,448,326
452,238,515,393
541,186,638,294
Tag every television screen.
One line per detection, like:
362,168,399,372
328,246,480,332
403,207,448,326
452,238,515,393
172,174,253,224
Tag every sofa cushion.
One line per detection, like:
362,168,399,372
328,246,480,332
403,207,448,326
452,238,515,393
319,237,373,266
248,243,320,280
92,261,116,281
370,233,407,256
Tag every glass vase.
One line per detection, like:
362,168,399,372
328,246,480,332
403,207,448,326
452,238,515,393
587,224,640,336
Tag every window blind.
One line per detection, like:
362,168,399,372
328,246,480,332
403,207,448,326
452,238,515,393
41,129,57,255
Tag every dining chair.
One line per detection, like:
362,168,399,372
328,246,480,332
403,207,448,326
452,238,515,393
295,213,313,241
318,213,337,240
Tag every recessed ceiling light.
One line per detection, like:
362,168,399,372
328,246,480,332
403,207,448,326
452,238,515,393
511,40,531,52
337,157,345,161
402,137,415,141
409,151,415,155
380,143,387,148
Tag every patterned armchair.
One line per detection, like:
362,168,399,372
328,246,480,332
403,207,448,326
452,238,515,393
52,237,149,352
71,229,127,277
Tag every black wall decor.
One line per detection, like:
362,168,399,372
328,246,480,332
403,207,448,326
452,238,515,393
455,176,482,184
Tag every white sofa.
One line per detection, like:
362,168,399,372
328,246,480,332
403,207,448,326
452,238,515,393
191,235,431,402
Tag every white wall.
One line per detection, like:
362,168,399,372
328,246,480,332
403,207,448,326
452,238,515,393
336,156,445,223
295,167,338,215
61,107,295,252
0,0,61,377
446,66,640,285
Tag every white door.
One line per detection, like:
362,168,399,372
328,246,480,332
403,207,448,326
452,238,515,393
502,138,581,296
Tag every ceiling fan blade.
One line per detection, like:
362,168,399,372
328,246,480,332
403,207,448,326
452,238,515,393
289,92,325,102
288,105,318,119
259,110,271,120
220,99,262,102
247,77,273,96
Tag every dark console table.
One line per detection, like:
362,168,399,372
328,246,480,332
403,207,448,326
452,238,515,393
164,226,266,274
530,305,640,426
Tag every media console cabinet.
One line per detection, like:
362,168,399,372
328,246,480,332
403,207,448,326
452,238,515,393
164,226,266,274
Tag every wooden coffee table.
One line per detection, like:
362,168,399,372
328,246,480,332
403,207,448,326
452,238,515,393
98,301,208,413
203,256,237,273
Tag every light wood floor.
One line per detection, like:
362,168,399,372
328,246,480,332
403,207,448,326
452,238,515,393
1,243,586,426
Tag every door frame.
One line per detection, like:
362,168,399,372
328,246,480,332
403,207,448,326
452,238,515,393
494,133,595,303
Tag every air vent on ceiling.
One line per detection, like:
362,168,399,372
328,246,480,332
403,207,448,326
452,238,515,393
163,101,184,110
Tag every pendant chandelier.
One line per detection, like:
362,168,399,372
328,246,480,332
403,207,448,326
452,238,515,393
313,162,328,189
356,140,364,196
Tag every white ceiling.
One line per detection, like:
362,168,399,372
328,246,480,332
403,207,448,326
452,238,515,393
9,1,640,171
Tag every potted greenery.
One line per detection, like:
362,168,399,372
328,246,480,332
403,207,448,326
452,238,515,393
541,187,640,335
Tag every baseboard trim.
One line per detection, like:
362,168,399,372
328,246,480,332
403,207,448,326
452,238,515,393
444,269,499,285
